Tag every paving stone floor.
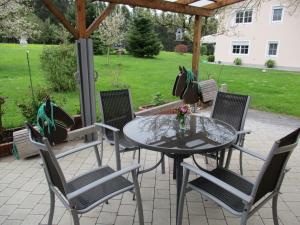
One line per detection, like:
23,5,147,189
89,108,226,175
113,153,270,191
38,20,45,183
0,109,299,225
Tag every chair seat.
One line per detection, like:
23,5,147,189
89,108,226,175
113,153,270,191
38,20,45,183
68,166,133,210
189,167,253,213
106,130,138,150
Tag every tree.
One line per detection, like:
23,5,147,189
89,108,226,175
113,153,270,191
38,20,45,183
0,0,39,40
98,9,126,64
127,16,161,58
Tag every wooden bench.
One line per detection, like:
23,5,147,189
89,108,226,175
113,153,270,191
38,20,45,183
196,79,218,103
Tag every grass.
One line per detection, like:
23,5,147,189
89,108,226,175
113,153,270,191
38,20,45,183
0,43,299,128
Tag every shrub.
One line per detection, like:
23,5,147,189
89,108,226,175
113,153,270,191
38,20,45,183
207,55,215,62
175,44,188,55
152,92,165,106
234,57,242,65
40,44,77,91
200,45,207,55
126,16,161,58
17,87,51,124
265,59,275,68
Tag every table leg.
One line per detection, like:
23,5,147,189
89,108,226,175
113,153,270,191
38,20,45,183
174,154,184,222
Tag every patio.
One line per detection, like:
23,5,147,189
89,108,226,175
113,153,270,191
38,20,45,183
0,108,299,225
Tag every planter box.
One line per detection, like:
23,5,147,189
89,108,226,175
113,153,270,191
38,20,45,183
0,142,13,157
136,100,183,116
13,128,39,159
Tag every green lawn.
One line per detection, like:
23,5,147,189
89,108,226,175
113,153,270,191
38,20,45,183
0,43,299,128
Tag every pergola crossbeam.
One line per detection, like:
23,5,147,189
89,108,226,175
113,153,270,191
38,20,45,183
86,3,116,37
176,0,200,5
94,0,214,16
203,0,244,10
42,0,78,38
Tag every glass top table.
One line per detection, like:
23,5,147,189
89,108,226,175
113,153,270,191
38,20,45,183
123,114,237,221
123,114,237,154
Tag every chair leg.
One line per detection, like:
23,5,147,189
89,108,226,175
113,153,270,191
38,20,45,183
272,194,280,225
161,153,165,174
240,212,248,225
205,156,209,164
240,151,243,175
177,168,190,225
225,148,233,169
94,145,102,167
48,189,55,225
71,210,80,225
131,169,144,225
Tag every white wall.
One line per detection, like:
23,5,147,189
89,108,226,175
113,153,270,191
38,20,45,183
215,0,300,70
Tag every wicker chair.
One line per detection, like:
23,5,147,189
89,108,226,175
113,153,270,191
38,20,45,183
26,123,144,225
178,128,300,225
99,89,165,172
195,92,251,174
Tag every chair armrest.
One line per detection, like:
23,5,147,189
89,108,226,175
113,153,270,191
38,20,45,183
56,140,102,160
67,163,140,201
95,123,120,132
232,145,267,161
236,130,251,135
67,125,100,141
181,162,253,203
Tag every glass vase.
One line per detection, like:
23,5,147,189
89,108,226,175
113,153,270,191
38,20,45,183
179,116,186,131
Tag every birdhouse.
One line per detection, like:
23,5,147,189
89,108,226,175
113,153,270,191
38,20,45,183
176,28,184,41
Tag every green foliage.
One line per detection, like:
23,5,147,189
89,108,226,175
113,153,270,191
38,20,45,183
152,92,165,106
265,59,275,68
40,44,77,91
207,55,215,62
17,87,51,124
0,97,5,132
200,45,207,55
175,44,188,55
234,58,242,66
92,32,106,55
126,16,161,57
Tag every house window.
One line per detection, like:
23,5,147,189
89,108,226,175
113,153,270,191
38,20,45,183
235,10,253,24
272,7,283,22
232,41,249,55
268,42,278,56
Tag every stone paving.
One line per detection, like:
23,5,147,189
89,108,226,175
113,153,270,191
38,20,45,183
0,109,300,225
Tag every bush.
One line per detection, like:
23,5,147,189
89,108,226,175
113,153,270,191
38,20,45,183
152,92,165,106
17,87,51,124
175,44,188,55
207,55,215,62
234,58,242,65
200,45,207,55
126,16,161,58
265,59,275,68
40,44,77,91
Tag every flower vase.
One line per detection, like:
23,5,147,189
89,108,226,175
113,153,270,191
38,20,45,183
179,116,186,131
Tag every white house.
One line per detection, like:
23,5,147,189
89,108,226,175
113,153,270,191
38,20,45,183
213,0,300,71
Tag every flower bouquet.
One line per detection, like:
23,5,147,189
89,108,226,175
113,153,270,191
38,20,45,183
176,104,189,130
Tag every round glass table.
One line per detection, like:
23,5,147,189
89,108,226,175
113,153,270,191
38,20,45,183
123,114,237,219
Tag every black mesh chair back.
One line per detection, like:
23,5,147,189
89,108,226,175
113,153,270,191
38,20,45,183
253,128,300,203
211,92,250,131
99,89,134,140
26,123,67,196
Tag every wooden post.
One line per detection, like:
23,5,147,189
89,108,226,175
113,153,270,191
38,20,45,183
76,0,86,38
192,15,202,80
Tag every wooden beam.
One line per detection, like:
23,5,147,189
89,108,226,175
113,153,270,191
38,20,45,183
176,0,199,5
95,0,213,16
76,0,86,38
42,0,78,38
86,3,116,37
192,15,202,80
203,0,244,10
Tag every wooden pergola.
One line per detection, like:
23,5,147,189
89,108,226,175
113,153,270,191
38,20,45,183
42,0,244,133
